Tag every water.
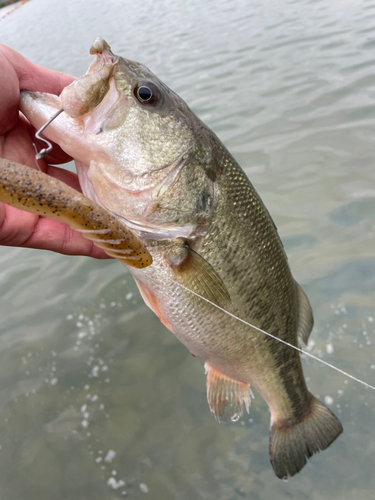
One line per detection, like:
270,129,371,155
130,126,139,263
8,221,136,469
1,0,375,498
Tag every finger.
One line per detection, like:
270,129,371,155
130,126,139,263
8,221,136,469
45,165,82,192
0,48,20,134
23,217,110,259
0,44,75,95
0,202,109,259
0,45,75,135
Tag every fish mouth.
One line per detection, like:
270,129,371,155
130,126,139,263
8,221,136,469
20,37,123,163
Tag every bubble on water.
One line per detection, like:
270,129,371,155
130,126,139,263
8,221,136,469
112,470,117,476
91,366,100,377
324,396,334,405
84,384,90,390
110,302,117,307
95,456,102,463
306,339,315,351
50,378,58,386
76,322,83,328
91,395,99,402
78,332,87,339
81,405,87,413
326,343,334,354
107,477,126,490
104,450,116,463
81,420,89,428
66,314,73,320
368,317,374,323
125,293,133,300
139,483,149,493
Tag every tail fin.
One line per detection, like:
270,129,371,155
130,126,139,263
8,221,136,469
269,395,343,479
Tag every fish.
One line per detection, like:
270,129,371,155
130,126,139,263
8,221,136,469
15,37,342,479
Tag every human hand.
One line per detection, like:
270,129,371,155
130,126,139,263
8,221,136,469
0,44,109,259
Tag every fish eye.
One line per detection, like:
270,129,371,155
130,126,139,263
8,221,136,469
135,81,160,106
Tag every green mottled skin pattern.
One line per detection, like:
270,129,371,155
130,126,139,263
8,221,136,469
130,133,310,424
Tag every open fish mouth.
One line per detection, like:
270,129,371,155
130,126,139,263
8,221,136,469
19,38,124,165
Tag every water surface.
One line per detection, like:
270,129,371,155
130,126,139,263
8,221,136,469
1,0,375,498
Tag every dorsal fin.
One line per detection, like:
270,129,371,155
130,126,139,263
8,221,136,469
295,282,314,346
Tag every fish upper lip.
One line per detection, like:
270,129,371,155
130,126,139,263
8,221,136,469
87,40,120,75
95,51,119,70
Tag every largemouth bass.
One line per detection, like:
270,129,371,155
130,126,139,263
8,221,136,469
16,38,342,479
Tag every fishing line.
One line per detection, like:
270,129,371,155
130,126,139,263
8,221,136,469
30,116,375,392
173,280,375,392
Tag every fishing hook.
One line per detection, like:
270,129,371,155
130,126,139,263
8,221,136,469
34,108,64,160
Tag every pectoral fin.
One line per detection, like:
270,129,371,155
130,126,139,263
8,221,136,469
205,363,252,423
168,240,230,307
0,159,152,269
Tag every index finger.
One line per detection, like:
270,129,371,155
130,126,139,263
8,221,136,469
0,44,75,134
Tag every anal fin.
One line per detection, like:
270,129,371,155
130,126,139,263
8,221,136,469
205,362,252,423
